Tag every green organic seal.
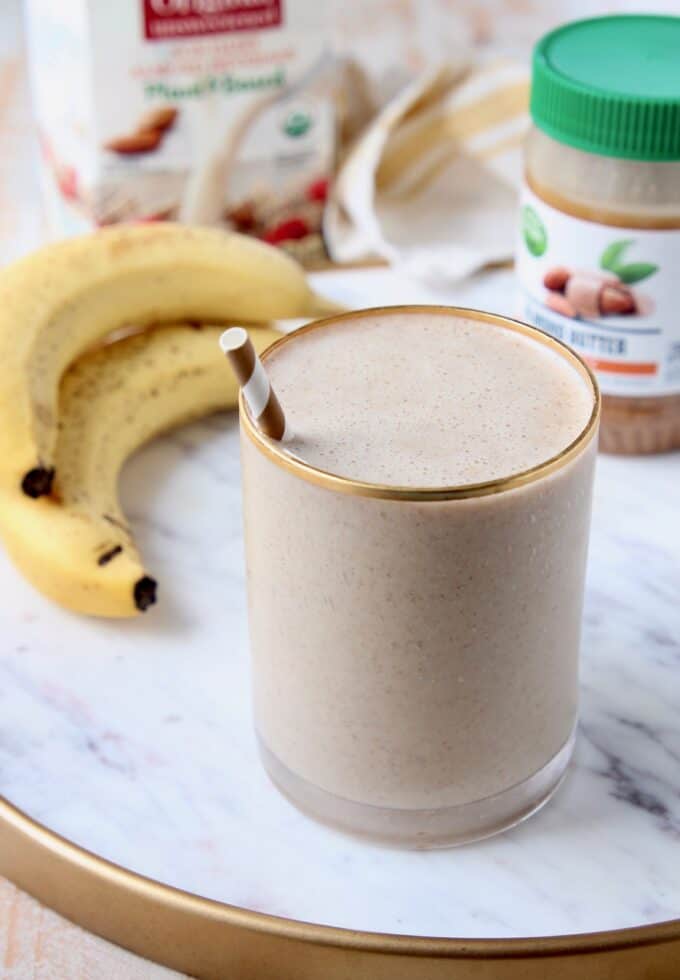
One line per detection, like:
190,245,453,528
522,205,548,257
283,110,312,138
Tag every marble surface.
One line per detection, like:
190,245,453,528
0,266,679,942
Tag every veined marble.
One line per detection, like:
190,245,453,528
0,268,679,940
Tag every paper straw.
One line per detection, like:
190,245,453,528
219,328,287,440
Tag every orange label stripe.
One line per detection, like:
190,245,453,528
584,357,657,375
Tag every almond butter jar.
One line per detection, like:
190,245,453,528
517,15,680,454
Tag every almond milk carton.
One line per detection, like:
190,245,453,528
24,0,334,260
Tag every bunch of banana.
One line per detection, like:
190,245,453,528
0,223,334,616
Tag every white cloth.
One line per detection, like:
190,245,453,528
325,60,530,286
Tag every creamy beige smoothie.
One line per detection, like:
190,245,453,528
240,308,599,846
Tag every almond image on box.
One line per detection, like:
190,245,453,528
105,105,178,155
25,0,334,259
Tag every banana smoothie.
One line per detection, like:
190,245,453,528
240,308,599,846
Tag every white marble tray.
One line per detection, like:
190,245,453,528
1,270,679,952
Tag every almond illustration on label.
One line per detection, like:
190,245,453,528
105,130,164,154
542,239,658,320
104,105,178,156
544,268,639,318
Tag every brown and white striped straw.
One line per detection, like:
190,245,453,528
219,327,287,440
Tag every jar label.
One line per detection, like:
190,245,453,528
516,185,680,396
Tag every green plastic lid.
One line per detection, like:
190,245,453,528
531,15,680,161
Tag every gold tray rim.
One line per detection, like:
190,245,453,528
1,793,679,978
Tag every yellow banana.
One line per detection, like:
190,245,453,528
0,323,280,617
0,223,335,498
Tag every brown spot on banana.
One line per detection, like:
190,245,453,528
102,513,132,535
21,466,55,498
97,544,123,567
134,576,157,612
